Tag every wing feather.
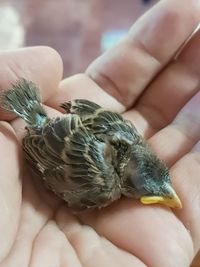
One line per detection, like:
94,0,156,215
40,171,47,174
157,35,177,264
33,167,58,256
23,113,121,209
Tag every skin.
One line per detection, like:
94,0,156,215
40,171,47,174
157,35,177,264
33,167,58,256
0,0,200,266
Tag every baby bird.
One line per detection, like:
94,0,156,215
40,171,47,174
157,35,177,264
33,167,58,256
2,79,182,210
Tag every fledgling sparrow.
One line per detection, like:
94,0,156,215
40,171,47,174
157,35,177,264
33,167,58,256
1,79,182,210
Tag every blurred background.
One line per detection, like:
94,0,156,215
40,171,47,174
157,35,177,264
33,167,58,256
0,0,158,76
0,0,199,266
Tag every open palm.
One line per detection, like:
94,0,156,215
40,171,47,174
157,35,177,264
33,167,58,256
1,1,200,266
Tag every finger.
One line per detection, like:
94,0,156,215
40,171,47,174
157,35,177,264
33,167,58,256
86,0,200,108
56,206,146,267
46,74,125,113
0,173,56,267
0,122,22,261
148,91,200,166
124,29,200,136
79,199,193,267
0,46,63,120
148,92,200,250
25,221,83,267
170,143,200,253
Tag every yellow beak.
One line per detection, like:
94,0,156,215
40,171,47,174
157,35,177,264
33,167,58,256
140,187,182,209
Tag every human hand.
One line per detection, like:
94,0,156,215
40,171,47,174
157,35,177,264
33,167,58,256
0,0,200,266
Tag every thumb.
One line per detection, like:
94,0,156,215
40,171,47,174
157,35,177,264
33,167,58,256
0,46,63,120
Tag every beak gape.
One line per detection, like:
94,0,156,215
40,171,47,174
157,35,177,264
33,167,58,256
140,186,182,209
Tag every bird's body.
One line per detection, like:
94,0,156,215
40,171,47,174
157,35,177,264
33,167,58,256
22,99,141,209
2,79,182,210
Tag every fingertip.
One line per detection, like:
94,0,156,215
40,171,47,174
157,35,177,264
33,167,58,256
0,46,63,120
32,46,63,99
47,73,126,113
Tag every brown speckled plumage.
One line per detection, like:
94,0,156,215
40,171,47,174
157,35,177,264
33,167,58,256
1,79,182,210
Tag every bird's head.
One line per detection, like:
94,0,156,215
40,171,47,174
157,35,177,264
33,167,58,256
122,145,182,209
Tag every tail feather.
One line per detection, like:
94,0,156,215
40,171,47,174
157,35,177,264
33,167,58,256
1,79,47,128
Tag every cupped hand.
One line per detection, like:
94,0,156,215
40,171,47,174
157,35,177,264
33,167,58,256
1,0,200,266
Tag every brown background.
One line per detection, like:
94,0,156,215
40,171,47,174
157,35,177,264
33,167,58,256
0,0,157,76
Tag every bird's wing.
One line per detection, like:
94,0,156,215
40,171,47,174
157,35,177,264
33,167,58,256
84,109,141,145
22,115,82,173
44,127,120,210
22,133,62,175
80,110,143,178
60,99,139,144
23,114,120,210
60,99,102,118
